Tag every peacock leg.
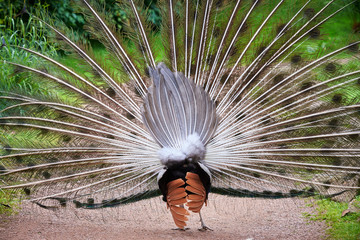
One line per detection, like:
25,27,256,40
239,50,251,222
198,211,213,231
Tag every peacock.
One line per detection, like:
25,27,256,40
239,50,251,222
1,0,360,231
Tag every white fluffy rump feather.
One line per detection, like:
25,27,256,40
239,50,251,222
158,133,205,167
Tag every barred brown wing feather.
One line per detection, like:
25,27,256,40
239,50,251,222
166,178,190,229
165,173,208,228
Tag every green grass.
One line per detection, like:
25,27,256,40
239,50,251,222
0,14,59,216
0,15,58,96
304,196,360,240
0,189,20,216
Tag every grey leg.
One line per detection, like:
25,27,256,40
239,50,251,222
198,211,213,231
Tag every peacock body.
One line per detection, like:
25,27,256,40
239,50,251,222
1,0,360,230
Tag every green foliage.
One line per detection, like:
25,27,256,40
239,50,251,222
144,0,161,31
0,189,19,215
0,0,85,33
47,1,86,30
0,0,24,23
0,15,58,102
0,0,162,42
304,196,360,240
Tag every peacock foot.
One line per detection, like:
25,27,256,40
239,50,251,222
172,227,190,231
198,224,213,231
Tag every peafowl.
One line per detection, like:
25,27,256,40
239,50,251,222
1,0,360,231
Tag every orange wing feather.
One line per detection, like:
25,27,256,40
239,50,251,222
165,172,208,228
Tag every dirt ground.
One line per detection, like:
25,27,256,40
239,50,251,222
0,194,326,240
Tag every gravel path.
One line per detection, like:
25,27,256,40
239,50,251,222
0,194,326,240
